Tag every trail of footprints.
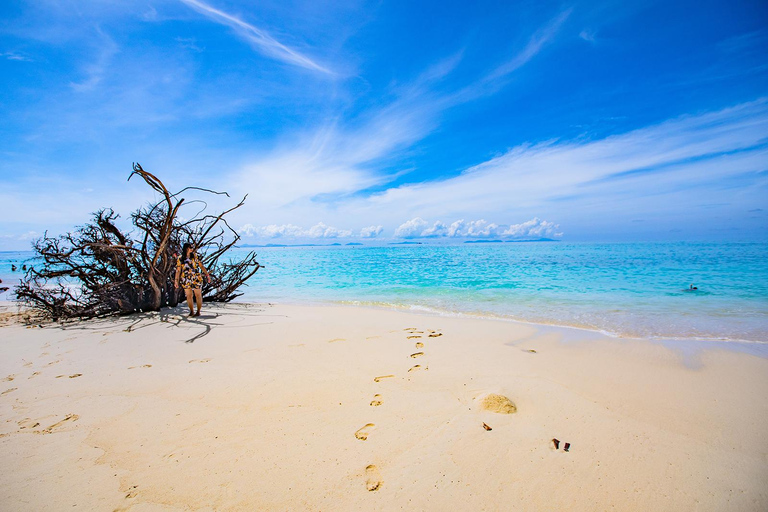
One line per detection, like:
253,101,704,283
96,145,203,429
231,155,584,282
354,326,442,492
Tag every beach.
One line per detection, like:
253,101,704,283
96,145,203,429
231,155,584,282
1,302,766,511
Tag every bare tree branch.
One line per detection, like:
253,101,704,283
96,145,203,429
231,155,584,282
17,164,261,321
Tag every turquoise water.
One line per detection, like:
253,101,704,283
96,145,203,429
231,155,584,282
2,242,767,342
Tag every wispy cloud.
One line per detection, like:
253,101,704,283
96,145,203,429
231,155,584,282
485,8,573,82
229,10,575,220
69,28,119,92
579,30,596,43
283,98,767,234
2,50,33,62
179,0,332,74
175,37,204,52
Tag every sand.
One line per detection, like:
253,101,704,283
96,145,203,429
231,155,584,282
1,302,767,511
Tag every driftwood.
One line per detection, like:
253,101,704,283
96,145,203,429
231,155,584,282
16,163,260,321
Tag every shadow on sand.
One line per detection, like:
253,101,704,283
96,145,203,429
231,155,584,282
46,302,287,344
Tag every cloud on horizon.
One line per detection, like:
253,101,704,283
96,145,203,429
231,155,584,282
236,217,561,240
394,217,562,239
238,222,352,239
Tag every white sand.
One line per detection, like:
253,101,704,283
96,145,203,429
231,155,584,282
1,303,766,511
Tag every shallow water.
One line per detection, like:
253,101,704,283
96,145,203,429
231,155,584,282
3,241,767,342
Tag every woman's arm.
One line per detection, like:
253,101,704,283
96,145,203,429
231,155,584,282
197,258,211,283
174,265,181,288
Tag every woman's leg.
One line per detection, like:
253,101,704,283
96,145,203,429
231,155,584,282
184,288,195,315
193,288,203,315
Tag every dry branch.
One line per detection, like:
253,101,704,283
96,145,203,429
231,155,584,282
16,164,260,320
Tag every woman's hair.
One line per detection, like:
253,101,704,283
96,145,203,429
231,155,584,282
181,242,195,259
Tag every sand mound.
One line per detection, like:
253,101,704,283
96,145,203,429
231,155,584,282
479,393,517,414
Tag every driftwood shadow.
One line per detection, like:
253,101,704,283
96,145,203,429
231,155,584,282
49,302,276,344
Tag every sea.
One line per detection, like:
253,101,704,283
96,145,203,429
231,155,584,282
2,241,767,343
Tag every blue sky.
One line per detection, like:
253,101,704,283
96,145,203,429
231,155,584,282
1,0,766,249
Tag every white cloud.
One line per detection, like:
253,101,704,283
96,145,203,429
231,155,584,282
179,0,331,74
503,218,562,238
306,222,352,238
238,223,304,238
394,217,560,239
238,222,351,239
360,225,383,238
393,217,429,238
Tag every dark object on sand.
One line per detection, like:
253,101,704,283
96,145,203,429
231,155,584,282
482,422,492,431
552,438,560,450
16,164,261,321
564,442,570,452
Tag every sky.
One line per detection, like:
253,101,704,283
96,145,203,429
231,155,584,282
0,0,767,249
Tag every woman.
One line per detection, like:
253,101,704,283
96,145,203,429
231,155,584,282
174,243,211,317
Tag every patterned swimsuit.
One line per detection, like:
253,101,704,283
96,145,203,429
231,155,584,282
177,256,203,290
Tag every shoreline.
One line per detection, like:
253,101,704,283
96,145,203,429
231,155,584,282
3,296,768,350
1,302,767,510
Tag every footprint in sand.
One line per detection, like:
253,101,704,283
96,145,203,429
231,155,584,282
328,338,345,343
124,485,139,499
414,341,424,348
1,387,17,396
407,335,422,339
366,336,381,340
17,418,40,430
1,375,15,382
28,372,40,380
370,394,383,407
365,464,383,491
373,375,394,382
188,359,211,364
478,393,517,414
128,365,152,369
55,374,83,379
428,333,443,338
41,414,79,434
409,352,425,359
355,423,376,441
44,360,61,367
408,364,427,372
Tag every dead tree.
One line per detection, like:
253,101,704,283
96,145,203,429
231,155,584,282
16,163,261,320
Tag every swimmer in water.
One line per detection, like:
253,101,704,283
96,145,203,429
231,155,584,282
690,284,698,290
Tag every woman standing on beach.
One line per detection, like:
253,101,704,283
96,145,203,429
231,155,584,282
174,243,211,317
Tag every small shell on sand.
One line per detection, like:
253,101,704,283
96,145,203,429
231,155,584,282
479,393,517,414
